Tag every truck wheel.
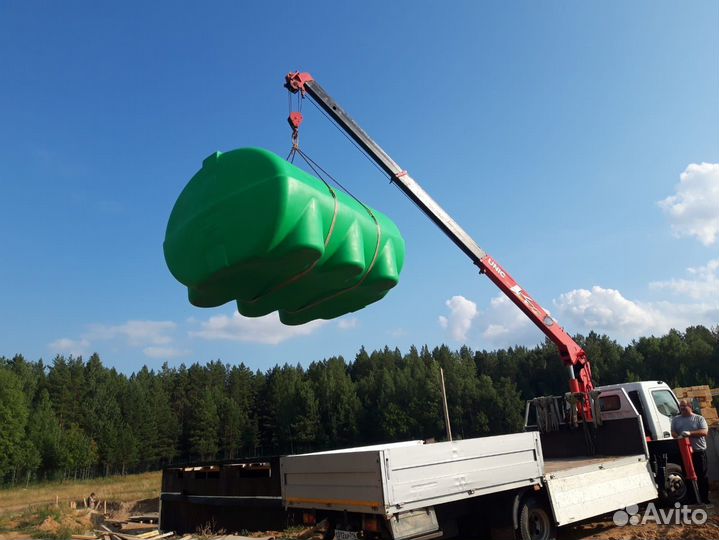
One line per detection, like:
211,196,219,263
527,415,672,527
660,463,688,505
518,495,556,540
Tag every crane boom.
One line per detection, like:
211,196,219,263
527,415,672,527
285,71,594,409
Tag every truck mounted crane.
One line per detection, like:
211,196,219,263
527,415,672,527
284,71,595,419
278,71,700,540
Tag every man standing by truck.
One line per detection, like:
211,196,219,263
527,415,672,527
672,399,710,504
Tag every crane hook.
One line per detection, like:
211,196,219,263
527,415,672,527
288,111,303,149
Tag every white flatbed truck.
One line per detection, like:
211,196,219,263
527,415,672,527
281,387,662,540
278,73,695,539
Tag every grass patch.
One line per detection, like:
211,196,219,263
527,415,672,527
0,471,161,517
12,504,95,540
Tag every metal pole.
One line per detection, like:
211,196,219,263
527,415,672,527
440,368,452,442
568,365,576,380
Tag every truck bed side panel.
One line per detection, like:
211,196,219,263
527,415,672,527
281,433,544,516
281,451,385,513
545,457,658,526
386,432,543,513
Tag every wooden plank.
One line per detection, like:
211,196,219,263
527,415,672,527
95,531,123,540
676,393,712,403
97,532,137,540
110,532,173,540
146,533,173,540
675,385,712,395
113,534,143,540
120,524,158,533
104,525,121,540
96,527,122,540
214,536,276,540
679,391,711,398
127,515,158,524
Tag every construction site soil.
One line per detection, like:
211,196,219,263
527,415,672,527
2,498,719,539
561,504,719,539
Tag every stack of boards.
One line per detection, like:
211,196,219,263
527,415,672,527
164,148,405,325
673,385,719,426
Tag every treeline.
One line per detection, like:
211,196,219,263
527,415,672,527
0,325,717,486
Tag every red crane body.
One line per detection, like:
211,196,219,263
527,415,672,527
285,71,595,418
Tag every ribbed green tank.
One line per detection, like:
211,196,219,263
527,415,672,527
163,147,405,325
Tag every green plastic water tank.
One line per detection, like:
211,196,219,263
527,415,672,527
163,147,405,325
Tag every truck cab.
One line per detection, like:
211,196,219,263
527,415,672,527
596,381,680,441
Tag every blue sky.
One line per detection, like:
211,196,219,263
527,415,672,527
1,1,717,374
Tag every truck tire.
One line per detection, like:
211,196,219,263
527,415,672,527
660,462,688,505
518,495,556,540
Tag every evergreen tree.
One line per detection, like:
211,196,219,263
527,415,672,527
308,357,360,448
1,325,718,485
227,364,259,455
18,439,41,486
152,377,179,465
0,368,29,481
125,367,160,468
28,389,63,479
188,387,220,460
61,423,98,480
265,365,319,453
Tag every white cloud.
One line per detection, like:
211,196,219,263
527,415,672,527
338,317,359,330
190,311,327,345
477,296,536,347
658,162,719,246
483,324,509,340
443,272,718,348
48,338,91,357
87,320,176,346
142,346,190,359
553,285,718,340
554,286,659,336
650,258,719,301
438,295,478,341
49,319,179,359
435,162,719,347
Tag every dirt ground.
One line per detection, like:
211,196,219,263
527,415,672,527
0,471,161,517
2,496,719,539
0,534,33,540
0,498,156,540
561,504,719,539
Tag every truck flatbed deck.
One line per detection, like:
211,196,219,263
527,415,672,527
544,454,641,474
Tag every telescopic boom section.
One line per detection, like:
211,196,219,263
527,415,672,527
285,71,595,404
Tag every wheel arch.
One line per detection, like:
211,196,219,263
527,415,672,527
512,485,549,530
